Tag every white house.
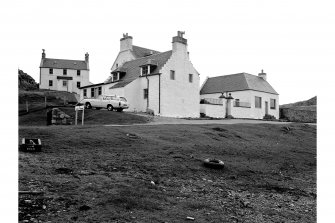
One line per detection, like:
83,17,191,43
79,32,200,118
39,50,91,94
200,71,279,119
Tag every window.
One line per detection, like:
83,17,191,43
255,96,262,108
83,89,87,97
63,69,67,75
113,73,118,81
49,68,53,74
49,80,53,86
142,66,148,76
77,82,80,88
77,70,80,76
63,80,67,86
98,87,102,95
270,99,276,109
170,70,175,80
91,88,95,98
143,88,148,99
189,74,193,83
235,99,240,107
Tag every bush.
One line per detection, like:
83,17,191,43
146,108,155,116
263,114,276,120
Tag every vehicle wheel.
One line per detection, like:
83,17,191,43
107,105,113,111
116,108,123,112
203,158,224,169
85,102,92,109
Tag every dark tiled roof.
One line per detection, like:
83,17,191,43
200,73,278,95
105,50,172,85
79,82,105,89
41,58,88,70
109,78,137,89
131,45,160,58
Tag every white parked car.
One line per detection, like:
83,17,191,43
81,95,129,112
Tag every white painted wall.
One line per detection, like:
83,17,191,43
159,43,200,117
111,50,135,71
200,104,225,118
40,68,89,94
201,90,279,119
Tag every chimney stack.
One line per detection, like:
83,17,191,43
42,49,46,59
120,33,133,51
172,31,188,54
85,52,89,63
258,69,267,81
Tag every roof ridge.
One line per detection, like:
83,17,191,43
132,45,160,52
44,58,86,62
123,50,172,65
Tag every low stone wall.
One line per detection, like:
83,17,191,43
280,107,316,123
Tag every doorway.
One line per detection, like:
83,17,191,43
265,101,268,115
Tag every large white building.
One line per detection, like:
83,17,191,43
200,71,279,119
39,50,91,94
80,32,200,118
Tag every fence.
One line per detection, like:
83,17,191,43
19,91,78,116
200,98,222,105
233,101,251,108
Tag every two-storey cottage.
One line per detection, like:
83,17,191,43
39,50,91,94
80,32,200,118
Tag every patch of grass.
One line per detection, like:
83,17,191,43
19,123,316,222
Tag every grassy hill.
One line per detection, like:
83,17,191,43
18,69,38,91
280,96,317,109
19,123,316,222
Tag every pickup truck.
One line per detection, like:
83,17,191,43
81,95,129,112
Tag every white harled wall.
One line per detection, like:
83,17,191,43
201,90,279,119
159,45,200,117
40,68,90,94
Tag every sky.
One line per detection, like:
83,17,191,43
2,0,334,105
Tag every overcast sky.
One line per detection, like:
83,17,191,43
3,0,334,104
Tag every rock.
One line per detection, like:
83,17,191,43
150,181,155,185
24,200,32,204
186,216,195,220
79,205,91,211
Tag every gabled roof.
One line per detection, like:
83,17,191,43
131,45,160,58
200,73,278,95
105,50,172,88
40,58,88,70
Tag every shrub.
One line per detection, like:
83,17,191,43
146,108,155,116
263,114,276,120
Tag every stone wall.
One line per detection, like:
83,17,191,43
280,107,316,123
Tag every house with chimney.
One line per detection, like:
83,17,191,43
200,71,279,119
39,50,91,94
79,32,200,118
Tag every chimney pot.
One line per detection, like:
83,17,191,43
42,49,46,59
258,69,267,81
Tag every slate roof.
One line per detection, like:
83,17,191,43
131,45,160,58
105,50,172,88
40,58,88,70
200,73,278,95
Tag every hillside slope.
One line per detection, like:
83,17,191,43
281,96,317,108
18,69,38,91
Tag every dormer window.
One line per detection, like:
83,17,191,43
141,66,149,76
112,73,119,82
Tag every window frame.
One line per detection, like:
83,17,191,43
63,69,67,75
49,80,53,86
62,80,67,87
189,73,193,83
142,66,148,76
77,81,80,88
143,88,148,99
91,88,95,98
49,68,53,74
255,96,262,108
270,99,276,109
98,87,102,95
77,70,80,76
83,89,87,97
170,70,175,80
